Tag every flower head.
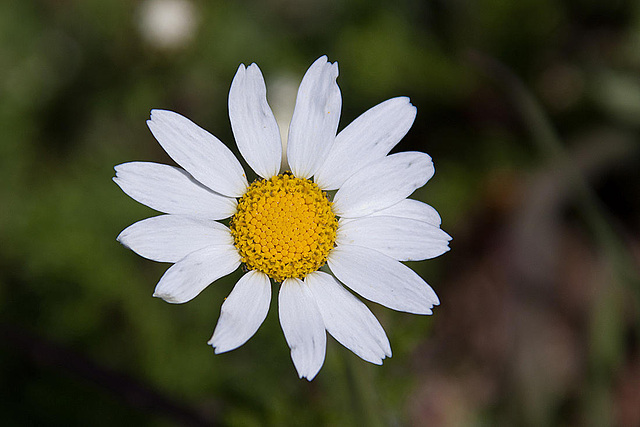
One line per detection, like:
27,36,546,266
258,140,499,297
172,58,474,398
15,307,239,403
114,56,451,380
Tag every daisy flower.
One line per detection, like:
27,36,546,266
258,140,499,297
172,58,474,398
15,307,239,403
114,56,451,380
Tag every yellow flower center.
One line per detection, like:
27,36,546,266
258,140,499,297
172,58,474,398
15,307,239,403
230,173,338,282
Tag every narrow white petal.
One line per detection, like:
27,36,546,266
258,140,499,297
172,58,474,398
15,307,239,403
367,198,442,226
332,152,434,218
306,272,391,364
208,271,271,353
147,110,248,197
314,97,417,190
337,216,451,261
287,56,341,179
153,245,240,304
229,63,282,179
117,215,234,263
113,162,237,219
327,245,439,315
278,278,326,380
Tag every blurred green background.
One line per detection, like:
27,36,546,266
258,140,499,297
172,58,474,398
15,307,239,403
2,0,640,425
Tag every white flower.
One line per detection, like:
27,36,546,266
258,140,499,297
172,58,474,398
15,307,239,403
114,56,451,380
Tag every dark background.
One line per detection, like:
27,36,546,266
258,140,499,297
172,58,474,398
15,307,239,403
1,0,639,425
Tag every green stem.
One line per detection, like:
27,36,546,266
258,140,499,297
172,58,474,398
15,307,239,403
343,350,386,427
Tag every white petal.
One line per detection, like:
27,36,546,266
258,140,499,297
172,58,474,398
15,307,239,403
337,216,451,261
306,272,391,364
208,271,271,353
332,152,434,218
327,245,439,315
113,162,237,219
153,245,240,304
117,215,234,263
147,110,248,197
314,97,417,190
367,198,442,226
229,63,282,179
278,278,326,380
287,56,341,179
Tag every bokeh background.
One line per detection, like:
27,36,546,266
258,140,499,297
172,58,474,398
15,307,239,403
2,0,640,425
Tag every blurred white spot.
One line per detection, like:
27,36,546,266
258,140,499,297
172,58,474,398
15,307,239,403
268,73,298,172
138,0,197,50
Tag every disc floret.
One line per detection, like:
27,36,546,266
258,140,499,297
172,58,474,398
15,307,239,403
230,173,338,282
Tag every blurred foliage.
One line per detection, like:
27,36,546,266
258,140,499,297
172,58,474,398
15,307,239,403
1,0,640,426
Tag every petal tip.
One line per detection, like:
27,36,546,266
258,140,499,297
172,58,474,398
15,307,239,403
208,340,228,354
299,370,319,381
149,108,169,117
152,290,180,304
148,109,178,125
113,163,126,174
148,109,163,121
115,231,125,244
